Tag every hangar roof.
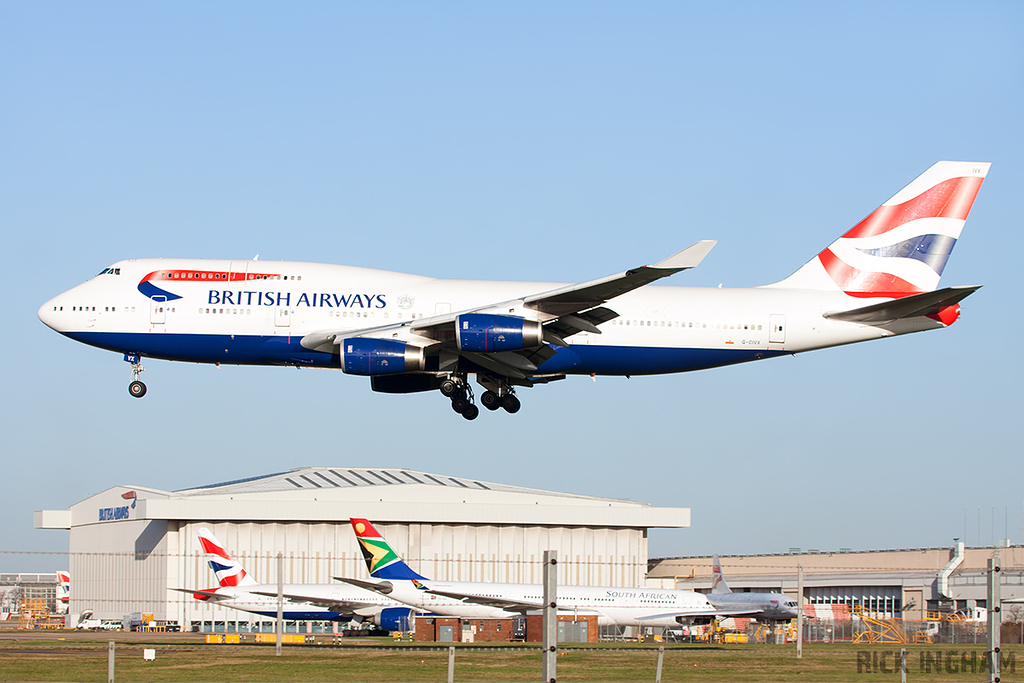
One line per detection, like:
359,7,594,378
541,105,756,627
36,467,690,530
178,466,611,501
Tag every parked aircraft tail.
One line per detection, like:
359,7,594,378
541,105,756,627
711,555,732,595
771,161,989,298
349,518,426,581
198,528,258,587
56,571,70,613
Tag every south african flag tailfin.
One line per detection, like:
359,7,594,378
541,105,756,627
349,518,426,581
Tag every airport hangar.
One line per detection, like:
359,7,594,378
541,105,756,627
34,466,690,630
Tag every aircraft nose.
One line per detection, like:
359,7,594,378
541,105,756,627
38,297,62,331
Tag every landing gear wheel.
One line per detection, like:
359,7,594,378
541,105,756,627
440,378,459,397
128,381,147,398
481,390,501,411
501,394,521,414
451,396,469,413
461,403,479,420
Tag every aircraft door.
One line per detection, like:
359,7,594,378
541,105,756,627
769,314,786,344
150,296,166,325
229,261,248,283
275,306,291,327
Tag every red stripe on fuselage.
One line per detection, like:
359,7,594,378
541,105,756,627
141,270,281,283
841,176,983,240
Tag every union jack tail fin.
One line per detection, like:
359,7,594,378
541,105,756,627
56,571,70,613
349,518,426,581
711,555,732,595
198,528,258,587
771,161,990,298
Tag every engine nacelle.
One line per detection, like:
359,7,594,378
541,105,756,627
341,338,425,376
456,314,543,352
371,607,416,631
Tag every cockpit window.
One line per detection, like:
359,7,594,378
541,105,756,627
96,267,121,276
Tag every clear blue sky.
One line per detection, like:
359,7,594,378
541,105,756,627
3,2,1022,572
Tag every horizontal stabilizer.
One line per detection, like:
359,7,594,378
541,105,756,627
168,587,228,600
823,285,981,324
335,577,395,595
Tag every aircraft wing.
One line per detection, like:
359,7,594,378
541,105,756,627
300,241,715,380
249,589,371,614
823,285,981,324
519,241,717,316
413,587,545,614
636,607,764,621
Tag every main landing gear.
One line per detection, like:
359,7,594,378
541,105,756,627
439,374,520,419
440,375,478,420
125,354,147,398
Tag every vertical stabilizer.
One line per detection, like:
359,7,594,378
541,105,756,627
770,161,990,297
198,528,258,587
349,518,426,581
56,571,70,614
711,555,732,595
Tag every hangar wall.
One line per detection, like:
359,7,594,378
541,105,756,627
37,467,690,626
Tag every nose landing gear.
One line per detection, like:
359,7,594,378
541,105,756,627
125,354,147,398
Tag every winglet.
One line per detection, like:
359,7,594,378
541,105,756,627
653,240,717,270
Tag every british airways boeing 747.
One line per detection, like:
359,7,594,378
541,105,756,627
39,161,988,419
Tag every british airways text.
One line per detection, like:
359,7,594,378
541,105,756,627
207,291,386,308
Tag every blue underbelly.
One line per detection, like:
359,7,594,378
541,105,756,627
65,331,783,375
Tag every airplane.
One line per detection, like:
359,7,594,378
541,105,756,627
169,528,420,630
705,555,799,622
321,518,758,628
38,161,989,419
55,571,70,615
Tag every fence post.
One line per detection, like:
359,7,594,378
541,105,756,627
796,565,804,659
447,645,455,683
542,550,558,683
655,645,664,683
276,552,284,656
107,641,115,683
987,553,1001,683
900,647,907,683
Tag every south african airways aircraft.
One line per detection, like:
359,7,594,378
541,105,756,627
307,519,758,628
39,161,988,419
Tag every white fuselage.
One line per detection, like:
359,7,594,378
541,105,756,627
38,258,924,378
193,582,414,623
382,579,720,628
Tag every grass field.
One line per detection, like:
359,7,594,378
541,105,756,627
0,631,1018,682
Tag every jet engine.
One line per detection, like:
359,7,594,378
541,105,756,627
341,338,425,376
370,607,416,631
455,314,543,352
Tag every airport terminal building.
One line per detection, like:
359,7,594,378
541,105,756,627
34,467,690,630
647,545,1024,621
